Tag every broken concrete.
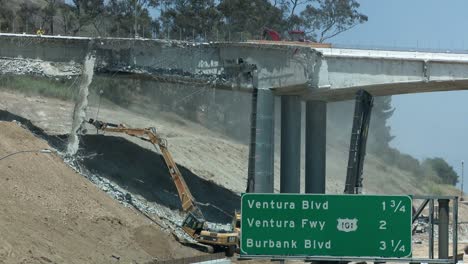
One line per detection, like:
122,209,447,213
0,33,316,92
0,57,81,77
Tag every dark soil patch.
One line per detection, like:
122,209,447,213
0,110,240,223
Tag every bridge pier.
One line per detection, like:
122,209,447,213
249,94,328,195
305,100,327,194
280,95,302,193
247,88,275,193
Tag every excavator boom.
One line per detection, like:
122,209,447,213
87,119,203,218
87,119,239,255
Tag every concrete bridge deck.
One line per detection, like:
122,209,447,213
3,34,468,102
306,47,468,101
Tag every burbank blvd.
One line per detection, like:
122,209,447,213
245,239,332,250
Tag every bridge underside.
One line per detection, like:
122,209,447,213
274,79,468,101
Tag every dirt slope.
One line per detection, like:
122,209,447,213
0,121,200,263
0,90,445,195
2,88,468,261
0,89,248,193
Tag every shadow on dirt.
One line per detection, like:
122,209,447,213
0,110,240,223
0,110,65,148
77,134,240,222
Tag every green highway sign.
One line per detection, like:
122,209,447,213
240,194,412,258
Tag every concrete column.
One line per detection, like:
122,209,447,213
452,198,458,263
305,100,327,194
438,199,449,260
247,88,275,193
428,199,434,259
280,95,301,193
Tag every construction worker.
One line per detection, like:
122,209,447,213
36,28,45,36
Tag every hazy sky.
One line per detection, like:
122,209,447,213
330,0,468,187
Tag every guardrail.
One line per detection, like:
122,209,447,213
155,252,226,264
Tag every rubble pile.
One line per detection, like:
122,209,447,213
413,215,430,234
412,215,468,243
0,57,81,77
63,155,210,244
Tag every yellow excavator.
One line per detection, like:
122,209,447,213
87,119,238,256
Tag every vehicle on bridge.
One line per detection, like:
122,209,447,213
260,27,332,47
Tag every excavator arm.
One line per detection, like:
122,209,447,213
87,119,204,218
87,119,239,255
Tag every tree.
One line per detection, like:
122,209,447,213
134,0,160,10
43,0,65,35
276,0,310,21
0,0,15,32
17,1,42,33
300,0,367,42
423,158,459,186
106,0,155,38
218,0,287,39
69,0,105,35
161,0,222,40
58,3,77,35
131,0,160,37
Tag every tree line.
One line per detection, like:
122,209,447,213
0,0,367,42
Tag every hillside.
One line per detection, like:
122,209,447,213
0,88,455,197
2,82,468,261
0,120,201,263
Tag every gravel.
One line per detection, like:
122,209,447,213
0,57,81,77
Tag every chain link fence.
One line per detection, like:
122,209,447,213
0,14,263,43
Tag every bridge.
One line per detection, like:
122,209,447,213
2,33,468,197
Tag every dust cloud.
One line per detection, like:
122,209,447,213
66,53,96,156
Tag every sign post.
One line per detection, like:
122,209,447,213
240,194,412,258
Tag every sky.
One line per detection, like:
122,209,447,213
330,0,468,189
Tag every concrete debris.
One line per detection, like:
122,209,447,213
95,63,231,88
412,216,468,243
0,57,81,77
62,152,199,243
414,224,427,234
62,150,237,244
0,56,242,91
66,53,96,156
413,215,429,234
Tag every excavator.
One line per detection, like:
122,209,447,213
260,27,332,47
262,27,306,42
84,90,374,256
86,119,238,256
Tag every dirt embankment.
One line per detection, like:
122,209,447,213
0,89,443,196
0,121,201,263
0,108,240,223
